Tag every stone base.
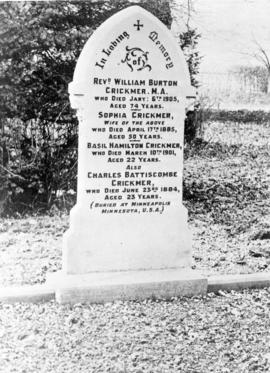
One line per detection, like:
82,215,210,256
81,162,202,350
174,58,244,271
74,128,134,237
208,272,270,293
0,284,55,304
47,269,207,304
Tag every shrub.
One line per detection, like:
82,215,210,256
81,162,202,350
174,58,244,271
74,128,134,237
203,110,270,124
0,0,200,214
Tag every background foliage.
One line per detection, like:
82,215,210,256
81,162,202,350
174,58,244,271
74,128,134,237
0,0,200,215
204,110,270,124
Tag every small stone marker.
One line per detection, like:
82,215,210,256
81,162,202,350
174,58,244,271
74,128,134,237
47,6,207,303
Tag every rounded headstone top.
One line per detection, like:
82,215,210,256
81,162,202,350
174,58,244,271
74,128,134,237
70,5,191,94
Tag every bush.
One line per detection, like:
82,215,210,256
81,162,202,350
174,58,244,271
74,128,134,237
0,0,200,215
203,110,270,124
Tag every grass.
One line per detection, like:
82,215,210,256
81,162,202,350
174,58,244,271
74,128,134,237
0,120,270,286
0,120,270,372
184,121,270,275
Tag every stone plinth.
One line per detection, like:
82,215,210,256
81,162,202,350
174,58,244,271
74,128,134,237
47,269,207,304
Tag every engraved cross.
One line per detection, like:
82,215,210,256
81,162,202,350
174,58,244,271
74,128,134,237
134,19,143,31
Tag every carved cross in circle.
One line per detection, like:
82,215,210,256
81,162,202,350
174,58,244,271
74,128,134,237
134,19,143,31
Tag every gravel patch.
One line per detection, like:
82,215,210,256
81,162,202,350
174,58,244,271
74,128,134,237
1,290,270,372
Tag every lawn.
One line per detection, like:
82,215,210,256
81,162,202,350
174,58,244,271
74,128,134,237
0,120,269,287
0,120,270,372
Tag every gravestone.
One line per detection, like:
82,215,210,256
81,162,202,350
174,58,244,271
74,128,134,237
47,5,207,303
